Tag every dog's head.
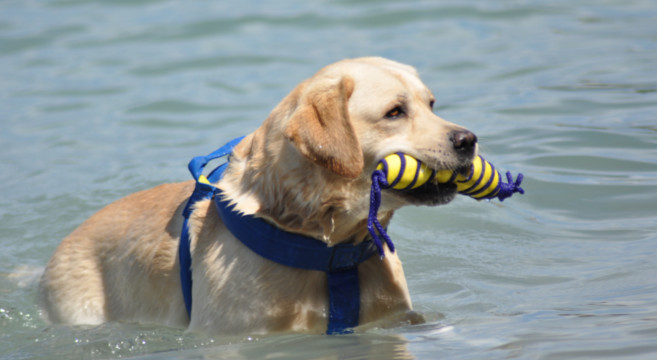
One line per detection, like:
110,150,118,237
284,57,477,206
224,57,477,242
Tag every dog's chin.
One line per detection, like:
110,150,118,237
390,181,459,207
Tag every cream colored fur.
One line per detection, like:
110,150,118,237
38,57,476,335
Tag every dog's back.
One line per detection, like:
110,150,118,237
38,181,193,327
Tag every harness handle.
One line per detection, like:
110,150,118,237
188,136,246,182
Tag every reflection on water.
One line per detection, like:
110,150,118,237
2,0,657,359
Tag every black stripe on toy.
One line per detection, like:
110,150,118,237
407,158,422,190
389,152,405,189
461,158,488,194
469,161,498,198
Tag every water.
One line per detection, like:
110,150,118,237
2,0,656,358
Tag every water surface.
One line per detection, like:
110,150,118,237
2,0,657,359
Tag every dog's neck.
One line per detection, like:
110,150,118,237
218,131,393,246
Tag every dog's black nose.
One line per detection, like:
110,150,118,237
450,130,478,153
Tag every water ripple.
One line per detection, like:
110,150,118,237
0,25,85,55
130,55,307,77
2,0,657,359
127,99,263,114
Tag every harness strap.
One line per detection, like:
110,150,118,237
179,136,245,317
213,197,376,272
179,137,377,334
327,268,361,333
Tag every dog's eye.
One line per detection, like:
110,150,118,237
385,106,404,119
430,100,435,109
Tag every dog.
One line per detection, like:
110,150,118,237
38,57,478,335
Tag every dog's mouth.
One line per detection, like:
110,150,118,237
387,164,471,206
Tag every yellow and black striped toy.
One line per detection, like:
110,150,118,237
374,152,524,201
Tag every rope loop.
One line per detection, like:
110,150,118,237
368,170,395,258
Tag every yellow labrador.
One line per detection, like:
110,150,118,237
38,57,478,335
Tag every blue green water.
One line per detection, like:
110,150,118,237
2,0,657,359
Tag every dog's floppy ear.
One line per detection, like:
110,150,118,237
284,76,364,179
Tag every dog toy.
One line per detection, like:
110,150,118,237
376,153,524,200
368,153,524,257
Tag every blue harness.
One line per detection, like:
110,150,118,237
179,137,379,334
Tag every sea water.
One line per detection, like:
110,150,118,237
2,0,657,359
